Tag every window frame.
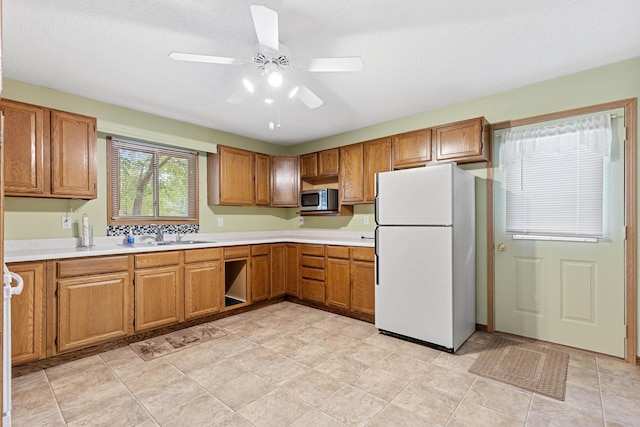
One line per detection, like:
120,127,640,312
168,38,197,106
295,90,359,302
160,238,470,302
107,136,199,226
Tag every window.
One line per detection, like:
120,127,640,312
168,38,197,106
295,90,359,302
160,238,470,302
108,137,198,225
500,114,612,239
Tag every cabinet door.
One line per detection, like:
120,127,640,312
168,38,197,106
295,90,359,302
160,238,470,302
251,253,270,302
351,260,375,315
218,145,255,205
8,262,45,365
50,109,97,199
300,153,318,178
1,100,46,195
58,272,132,353
318,148,339,176
135,266,181,332
339,143,364,204
270,244,286,297
364,137,391,202
392,128,432,169
285,243,300,296
185,260,223,320
271,156,299,206
434,117,489,163
254,153,271,206
326,257,351,310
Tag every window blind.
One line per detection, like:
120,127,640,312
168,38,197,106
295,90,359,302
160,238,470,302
500,114,612,239
109,137,197,222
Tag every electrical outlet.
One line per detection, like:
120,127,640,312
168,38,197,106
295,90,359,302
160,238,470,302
364,215,369,225
299,216,304,225
217,218,224,227
61,216,72,229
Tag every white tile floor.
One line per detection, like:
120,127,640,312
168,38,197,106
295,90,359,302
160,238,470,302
11,302,640,426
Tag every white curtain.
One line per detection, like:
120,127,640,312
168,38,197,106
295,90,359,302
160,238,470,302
500,114,612,238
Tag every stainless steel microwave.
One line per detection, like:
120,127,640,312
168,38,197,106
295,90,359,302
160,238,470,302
300,188,339,212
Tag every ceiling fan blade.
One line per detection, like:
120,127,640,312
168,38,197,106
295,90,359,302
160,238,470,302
169,52,241,65
250,5,279,52
307,57,363,72
295,84,323,109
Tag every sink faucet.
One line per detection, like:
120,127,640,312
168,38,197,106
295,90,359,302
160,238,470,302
152,224,164,242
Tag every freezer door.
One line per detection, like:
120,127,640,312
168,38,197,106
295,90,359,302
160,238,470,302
375,226,453,348
375,163,453,226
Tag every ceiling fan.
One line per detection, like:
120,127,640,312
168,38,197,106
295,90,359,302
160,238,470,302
169,5,363,109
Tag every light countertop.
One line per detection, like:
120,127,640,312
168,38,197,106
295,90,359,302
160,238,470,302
5,230,375,263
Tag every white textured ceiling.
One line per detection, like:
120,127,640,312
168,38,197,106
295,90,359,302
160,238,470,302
4,1,640,145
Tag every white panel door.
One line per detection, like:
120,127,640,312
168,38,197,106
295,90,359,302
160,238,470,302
375,226,453,348
493,110,626,357
376,164,453,226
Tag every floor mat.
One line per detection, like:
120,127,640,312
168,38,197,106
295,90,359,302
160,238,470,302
468,335,569,400
129,323,227,361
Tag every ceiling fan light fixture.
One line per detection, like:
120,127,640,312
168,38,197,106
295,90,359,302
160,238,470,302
265,98,274,104
288,86,299,99
242,78,254,93
267,70,283,87
268,121,275,130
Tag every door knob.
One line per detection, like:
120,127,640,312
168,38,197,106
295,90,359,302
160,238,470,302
498,243,507,252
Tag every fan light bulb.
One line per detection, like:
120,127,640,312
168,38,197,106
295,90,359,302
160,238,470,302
242,78,254,93
268,121,275,130
267,71,283,88
265,98,274,104
288,86,299,99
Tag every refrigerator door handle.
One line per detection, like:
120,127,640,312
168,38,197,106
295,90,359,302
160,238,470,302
374,173,379,225
374,227,380,285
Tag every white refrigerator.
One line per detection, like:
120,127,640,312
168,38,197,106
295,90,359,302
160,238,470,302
374,163,475,352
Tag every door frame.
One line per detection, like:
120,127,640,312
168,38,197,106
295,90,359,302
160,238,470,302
487,98,637,364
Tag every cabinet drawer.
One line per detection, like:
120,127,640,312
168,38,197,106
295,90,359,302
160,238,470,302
300,244,325,257
301,255,325,268
224,245,250,259
327,246,350,259
352,247,374,262
251,245,270,256
135,251,180,269
300,279,325,303
184,248,223,264
301,267,325,281
58,255,129,278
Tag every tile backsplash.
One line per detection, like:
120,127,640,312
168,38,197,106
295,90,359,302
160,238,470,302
107,224,199,237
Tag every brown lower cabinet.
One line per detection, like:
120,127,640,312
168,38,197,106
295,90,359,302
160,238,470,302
300,244,326,303
184,248,223,320
7,261,46,364
350,247,375,315
251,245,271,302
10,242,374,365
56,256,133,353
326,246,351,309
134,251,183,332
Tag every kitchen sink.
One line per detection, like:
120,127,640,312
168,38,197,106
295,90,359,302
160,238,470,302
141,240,215,246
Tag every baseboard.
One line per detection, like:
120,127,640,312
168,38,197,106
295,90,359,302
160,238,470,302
637,356,640,365
476,323,488,332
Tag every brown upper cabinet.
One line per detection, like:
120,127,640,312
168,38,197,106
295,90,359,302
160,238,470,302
208,145,255,206
391,128,432,169
254,152,271,206
339,137,391,205
300,148,339,179
339,143,364,204
1,99,97,199
364,137,391,202
434,117,489,163
271,155,299,207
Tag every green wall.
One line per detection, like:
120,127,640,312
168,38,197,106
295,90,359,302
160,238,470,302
2,56,639,351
